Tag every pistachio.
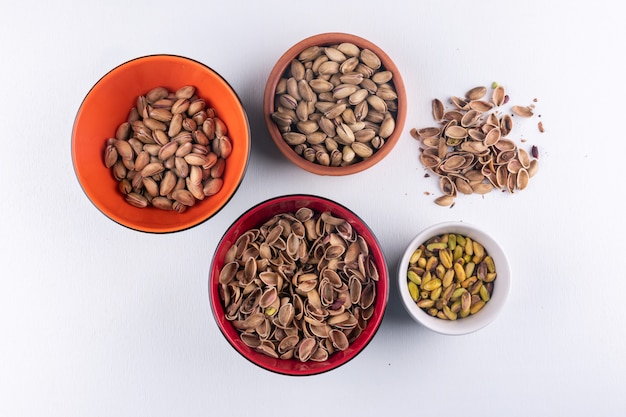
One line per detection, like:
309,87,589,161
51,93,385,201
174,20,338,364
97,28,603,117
339,71,363,84
335,123,355,145
376,86,398,101
366,95,387,113
318,60,340,76
283,132,307,146
408,281,419,301
324,46,347,62
324,102,347,120
218,209,378,361
333,84,359,100
339,57,360,74
215,136,232,159
351,142,373,159
337,42,360,57
407,270,422,285
104,145,119,168
434,195,455,207
378,114,395,139
443,305,457,320
103,86,231,211
511,105,534,117
140,162,164,178
112,139,134,161
202,178,223,196
297,79,316,102
348,88,369,106
432,98,445,122
309,79,334,93
183,153,207,167
422,278,442,291
146,87,169,104
414,83,541,205
466,86,487,100
171,189,195,206
125,192,148,208
360,48,381,69
492,85,505,106
175,85,195,99
271,42,398,167
279,94,298,110
299,45,322,62
171,98,190,114
406,233,497,321
469,100,494,112
158,141,178,161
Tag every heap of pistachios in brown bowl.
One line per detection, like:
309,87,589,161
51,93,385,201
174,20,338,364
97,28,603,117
398,221,511,335
263,32,406,176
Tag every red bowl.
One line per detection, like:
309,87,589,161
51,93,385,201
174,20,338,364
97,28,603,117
209,194,389,376
72,55,250,233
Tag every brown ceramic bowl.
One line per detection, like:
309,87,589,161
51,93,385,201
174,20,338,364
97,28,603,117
263,33,406,176
72,55,250,233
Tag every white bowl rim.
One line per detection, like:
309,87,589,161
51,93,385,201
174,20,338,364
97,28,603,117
397,221,511,335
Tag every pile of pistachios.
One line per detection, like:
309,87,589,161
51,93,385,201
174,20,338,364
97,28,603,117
406,233,496,320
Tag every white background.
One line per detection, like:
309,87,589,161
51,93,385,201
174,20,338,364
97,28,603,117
1,1,624,416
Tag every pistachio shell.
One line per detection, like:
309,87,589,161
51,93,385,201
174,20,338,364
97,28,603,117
492,85,506,106
445,125,468,140
469,100,494,112
517,168,530,190
518,148,531,168
460,110,482,127
451,96,469,110
484,127,501,146
297,337,317,362
432,98,445,122
434,195,455,207
511,105,534,117
472,183,494,194
465,86,487,100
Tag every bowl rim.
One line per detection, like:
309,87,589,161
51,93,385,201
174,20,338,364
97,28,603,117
208,193,390,376
263,32,407,176
397,221,511,335
71,53,251,234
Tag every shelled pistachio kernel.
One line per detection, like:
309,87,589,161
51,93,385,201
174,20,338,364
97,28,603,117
406,233,497,320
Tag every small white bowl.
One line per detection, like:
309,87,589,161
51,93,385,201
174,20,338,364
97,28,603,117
398,221,511,335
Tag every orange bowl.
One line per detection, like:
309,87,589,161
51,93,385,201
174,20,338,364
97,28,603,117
72,55,250,233
263,33,406,176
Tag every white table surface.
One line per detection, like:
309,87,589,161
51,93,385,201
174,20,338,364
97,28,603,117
2,1,624,415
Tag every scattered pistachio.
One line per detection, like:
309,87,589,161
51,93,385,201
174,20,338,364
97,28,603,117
531,145,539,158
512,105,534,118
413,83,542,206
